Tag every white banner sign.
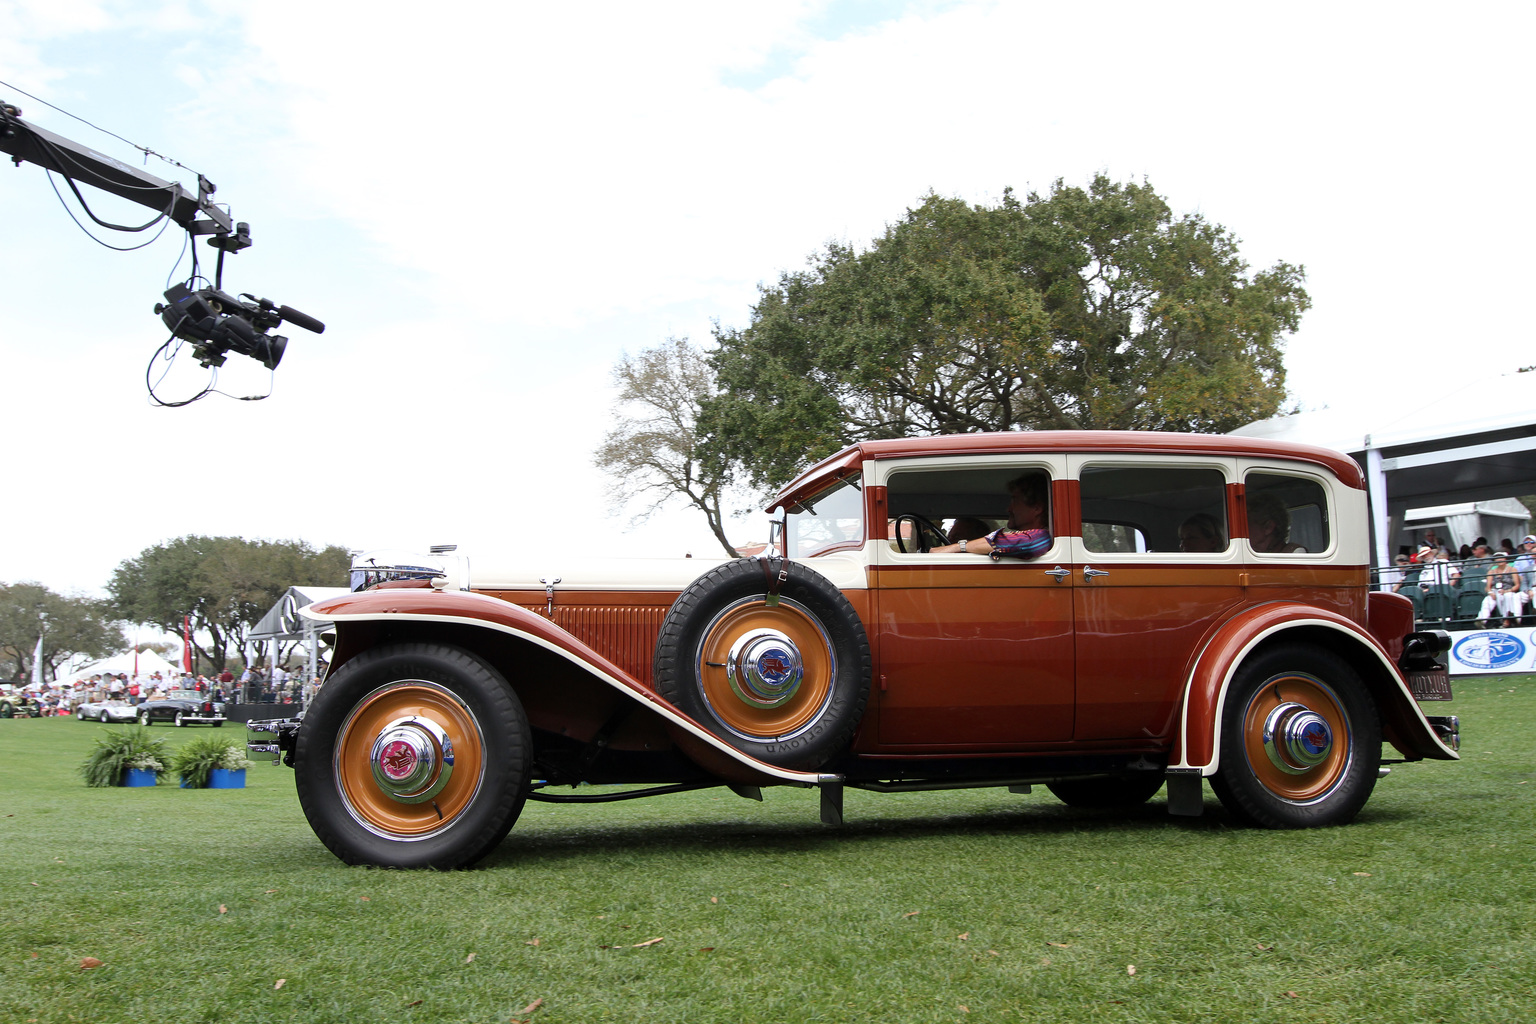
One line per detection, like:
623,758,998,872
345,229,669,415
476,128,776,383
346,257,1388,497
1445,627,1536,675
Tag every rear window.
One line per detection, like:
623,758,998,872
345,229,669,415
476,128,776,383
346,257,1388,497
1245,472,1329,554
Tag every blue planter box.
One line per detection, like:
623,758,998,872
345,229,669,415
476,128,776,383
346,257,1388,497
123,768,157,787
209,768,246,789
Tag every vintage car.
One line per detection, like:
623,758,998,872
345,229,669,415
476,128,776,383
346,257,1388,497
0,685,43,719
76,698,139,723
136,690,226,727
252,431,1460,869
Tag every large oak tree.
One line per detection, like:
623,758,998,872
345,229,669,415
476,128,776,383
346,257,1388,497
108,536,350,671
703,176,1309,490
0,582,123,683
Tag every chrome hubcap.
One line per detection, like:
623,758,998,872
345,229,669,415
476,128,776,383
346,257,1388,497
369,716,454,804
725,628,804,708
1262,701,1334,775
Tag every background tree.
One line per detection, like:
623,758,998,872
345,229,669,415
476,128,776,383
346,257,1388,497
595,337,742,557
0,582,123,682
108,537,351,672
703,175,1310,490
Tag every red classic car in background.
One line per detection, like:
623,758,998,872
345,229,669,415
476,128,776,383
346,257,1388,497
252,431,1458,868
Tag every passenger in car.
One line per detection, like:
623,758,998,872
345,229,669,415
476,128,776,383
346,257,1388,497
932,472,1052,559
1179,513,1227,553
946,517,992,543
1247,492,1306,553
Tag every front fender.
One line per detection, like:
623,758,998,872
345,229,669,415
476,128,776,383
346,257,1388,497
1173,602,1458,775
304,588,835,786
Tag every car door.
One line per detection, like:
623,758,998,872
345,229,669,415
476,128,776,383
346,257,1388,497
867,456,1076,748
1065,456,1246,743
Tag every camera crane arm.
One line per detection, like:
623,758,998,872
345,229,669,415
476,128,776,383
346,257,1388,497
1,100,247,250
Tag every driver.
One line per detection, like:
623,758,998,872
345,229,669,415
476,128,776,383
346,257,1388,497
932,472,1053,559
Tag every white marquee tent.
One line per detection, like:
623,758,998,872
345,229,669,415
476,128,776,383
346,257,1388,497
1232,372,1536,569
62,647,181,685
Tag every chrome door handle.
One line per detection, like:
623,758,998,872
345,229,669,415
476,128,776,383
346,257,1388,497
1044,566,1071,583
1083,566,1110,581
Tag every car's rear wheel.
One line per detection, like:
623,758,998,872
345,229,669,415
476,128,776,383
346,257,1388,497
1047,774,1166,808
174,711,186,727
138,711,151,727
294,643,531,869
1209,644,1380,828
654,559,871,771
77,708,87,721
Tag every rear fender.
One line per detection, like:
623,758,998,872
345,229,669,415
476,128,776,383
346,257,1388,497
1172,602,1458,775
305,589,832,786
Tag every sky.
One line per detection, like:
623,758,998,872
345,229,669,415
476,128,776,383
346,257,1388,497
2,0,1533,599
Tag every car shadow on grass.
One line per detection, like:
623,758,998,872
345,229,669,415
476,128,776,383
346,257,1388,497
483,797,1240,867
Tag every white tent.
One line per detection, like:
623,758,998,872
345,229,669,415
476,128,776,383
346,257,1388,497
1232,372,1536,569
63,648,181,685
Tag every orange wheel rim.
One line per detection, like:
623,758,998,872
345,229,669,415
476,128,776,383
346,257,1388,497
1241,672,1351,803
697,597,835,740
335,682,485,839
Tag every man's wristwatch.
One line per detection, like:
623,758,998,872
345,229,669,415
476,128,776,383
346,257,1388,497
959,539,968,553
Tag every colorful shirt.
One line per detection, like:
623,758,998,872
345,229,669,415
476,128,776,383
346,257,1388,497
986,527,1053,560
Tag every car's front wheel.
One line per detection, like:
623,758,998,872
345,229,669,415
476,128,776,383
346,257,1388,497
174,712,186,727
1209,644,1380,828
138,711,151,727
294,643,531,869
99,710,110,723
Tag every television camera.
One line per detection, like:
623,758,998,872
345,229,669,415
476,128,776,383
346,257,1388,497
155,282,325,371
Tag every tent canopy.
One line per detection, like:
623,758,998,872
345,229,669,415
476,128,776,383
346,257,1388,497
1232,372,1536,566
250,586,350,642
64,647,180,684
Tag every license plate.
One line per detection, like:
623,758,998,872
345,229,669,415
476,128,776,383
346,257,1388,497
1407,668,1453,701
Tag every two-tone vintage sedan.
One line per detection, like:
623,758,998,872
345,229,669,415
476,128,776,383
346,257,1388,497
136,690,226,727
76,698,138,724
252,431,1459,868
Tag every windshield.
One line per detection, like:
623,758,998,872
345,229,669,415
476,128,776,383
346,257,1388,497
784,474,864,558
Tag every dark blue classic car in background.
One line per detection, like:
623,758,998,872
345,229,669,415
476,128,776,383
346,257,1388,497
136,690,226,727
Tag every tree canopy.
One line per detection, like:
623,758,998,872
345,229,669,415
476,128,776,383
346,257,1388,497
702,175,1309,490
0,582,123,682
107,536,350,671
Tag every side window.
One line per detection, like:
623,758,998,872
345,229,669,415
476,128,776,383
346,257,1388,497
1245,472,1329,555
1079,466,1229,555
885,465,1053,552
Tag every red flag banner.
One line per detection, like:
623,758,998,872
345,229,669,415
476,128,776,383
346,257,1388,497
182,615,193,672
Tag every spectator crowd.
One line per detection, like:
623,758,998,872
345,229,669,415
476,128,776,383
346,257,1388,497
5,665,323,717
1378,531,1536,628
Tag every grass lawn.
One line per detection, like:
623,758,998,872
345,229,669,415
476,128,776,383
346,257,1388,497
2,676,1533,1024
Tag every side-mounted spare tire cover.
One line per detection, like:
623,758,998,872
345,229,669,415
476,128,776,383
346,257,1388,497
654,557,871,771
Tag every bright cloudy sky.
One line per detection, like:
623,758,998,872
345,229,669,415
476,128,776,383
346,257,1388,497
2,0,1532,596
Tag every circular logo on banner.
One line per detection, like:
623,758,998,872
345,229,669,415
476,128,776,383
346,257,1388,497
1452,631,1527,670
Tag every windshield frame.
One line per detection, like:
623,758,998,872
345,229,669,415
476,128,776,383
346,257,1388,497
782,473,865,559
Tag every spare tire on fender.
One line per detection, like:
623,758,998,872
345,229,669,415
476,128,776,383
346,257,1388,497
653,557,871,771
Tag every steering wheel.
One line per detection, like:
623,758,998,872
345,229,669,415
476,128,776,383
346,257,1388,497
895,514,950,554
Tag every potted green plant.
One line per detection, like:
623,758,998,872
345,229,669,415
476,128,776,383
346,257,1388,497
79,727,170,787
169,734,256,789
